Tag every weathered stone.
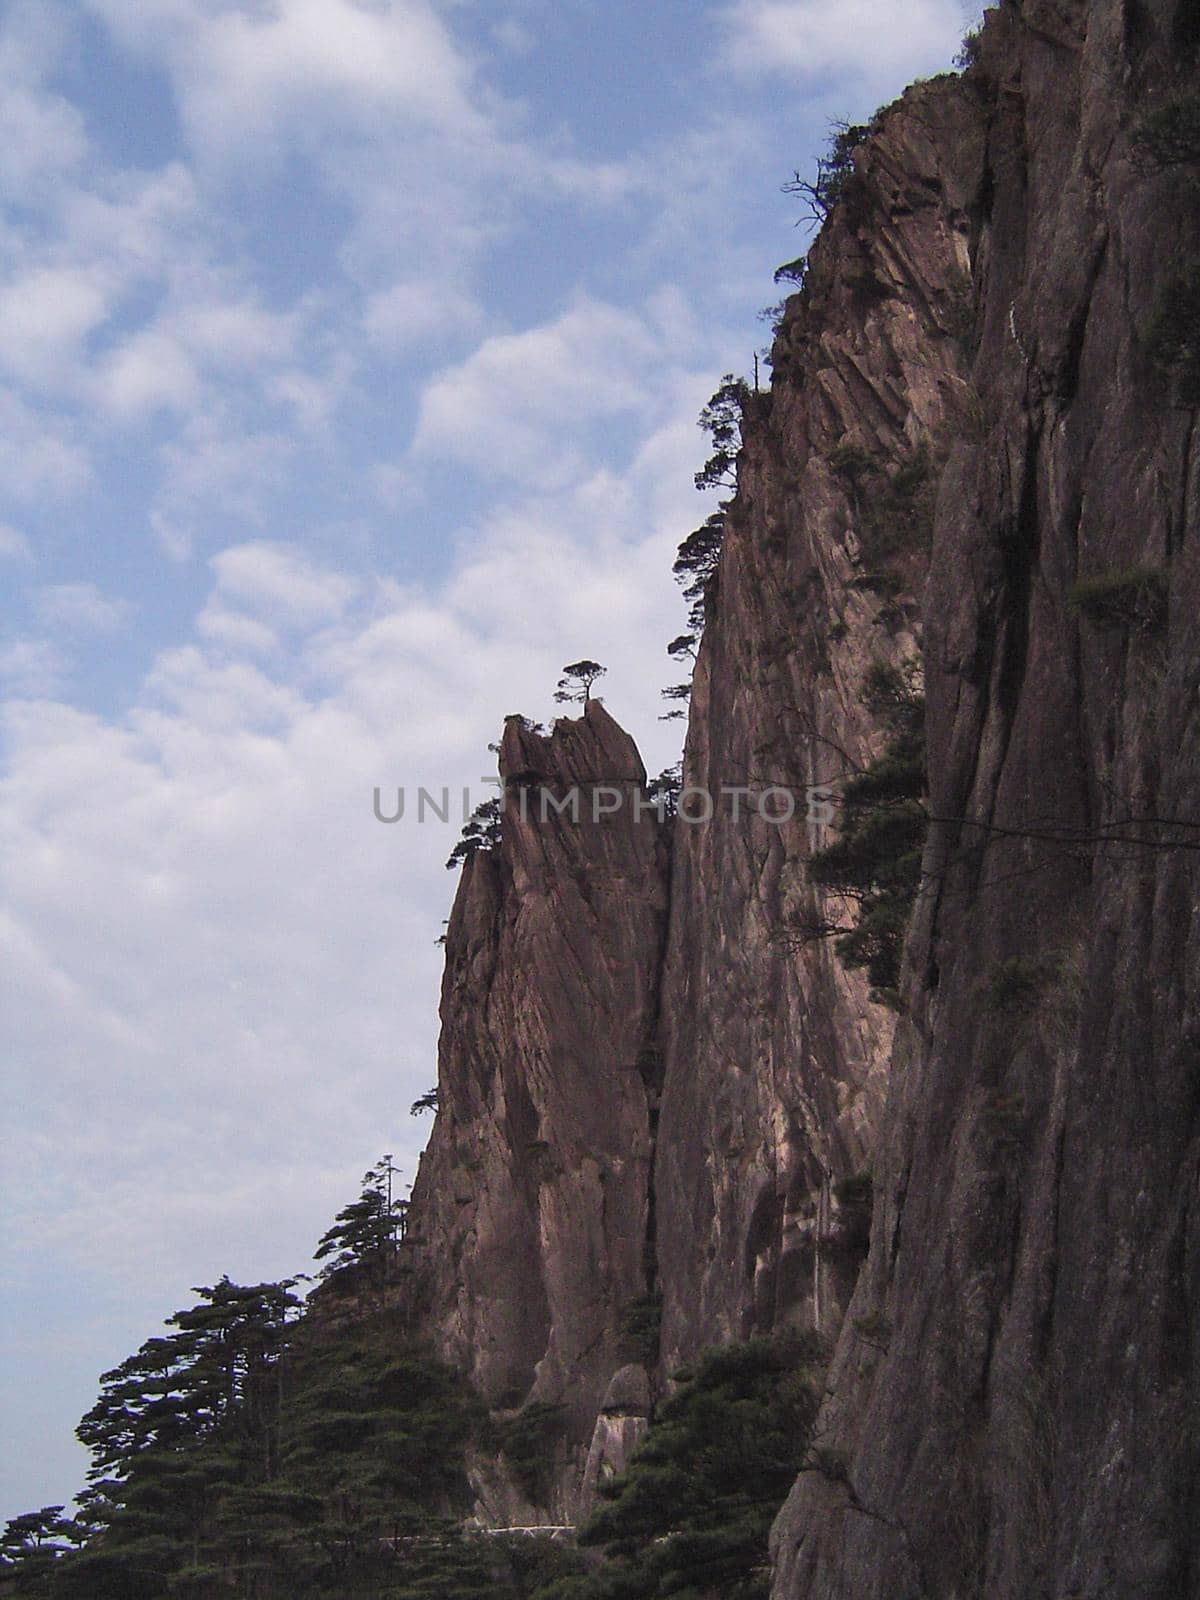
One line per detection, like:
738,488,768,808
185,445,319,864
403,701,668,1520
397,6,1198,1586
654,70,984,1371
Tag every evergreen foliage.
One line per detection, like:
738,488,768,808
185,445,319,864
646,765,682,820
830,442,935,578
1068,565,1169,632
554,661,607,705
807,662,928,1004
773,254,807,288
615,1295,662,1365
487,1403,567,1506
659,682,691,720
539,1334,823,1600
313,1157,407,1283
783,120,869,223
5,1298,515,1598
2,1173,599,1600
955,29,983,70
9,1301,825,1600
693,375,748,493
673,511,726,633
447,796,503,870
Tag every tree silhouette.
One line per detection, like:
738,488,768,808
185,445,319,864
694,376,748,492
553,660,607,704
783,119,869,224
446,796,502,870
314,1158,407,1281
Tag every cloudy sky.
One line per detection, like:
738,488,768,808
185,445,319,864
0,0,977,1519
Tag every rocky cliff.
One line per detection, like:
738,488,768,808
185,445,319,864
655,58,983,1374
404,703,668,1521
772,2,1200,1597
402,0,1199,1590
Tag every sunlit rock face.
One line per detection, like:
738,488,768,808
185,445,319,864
654,70,980,1372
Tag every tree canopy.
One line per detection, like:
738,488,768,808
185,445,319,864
553,660,607,705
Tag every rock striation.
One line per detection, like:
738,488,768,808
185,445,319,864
655,64,983,1374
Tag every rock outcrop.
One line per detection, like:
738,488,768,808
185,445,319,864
404,702,668,1520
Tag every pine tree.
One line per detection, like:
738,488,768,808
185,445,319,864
553,660,607,705
313,1158,407,1284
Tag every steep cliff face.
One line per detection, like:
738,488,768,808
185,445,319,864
404,702,668,1519
401,1,1197,1585
773,3,1200,1596
655,71,984,1368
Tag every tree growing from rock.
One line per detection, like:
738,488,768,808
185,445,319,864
446,796,503,870
553,660,607,704
783,118,869,224
694,375,748,492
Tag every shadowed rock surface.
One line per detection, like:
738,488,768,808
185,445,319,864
654,67,983,1373
772,2,1200,1595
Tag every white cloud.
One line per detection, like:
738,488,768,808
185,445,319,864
411,298,664,488
0,269,113,393
722,0,965,88
0,3,88,200
196,606,280,657
96,298,300,421
0,637,68,696
362,280,484,352
0,389,90,503
36,583,136,634
0,357,704,1327
0,0,966,1524
174,300,300,371
86,0,488,157
97,329,201,419
209,542,361,627
150,416,294,560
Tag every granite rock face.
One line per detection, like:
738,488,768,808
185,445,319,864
404,701,668,1519
654,70,983,1371
772,3,1200,1596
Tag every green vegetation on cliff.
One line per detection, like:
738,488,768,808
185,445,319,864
536,1334,824,1600
0,1171,584,1600
807,661,928,1005
3,1309,823,1600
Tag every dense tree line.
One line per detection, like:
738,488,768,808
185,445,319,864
0,1164,579,1600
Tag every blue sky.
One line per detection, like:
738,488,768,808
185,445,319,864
0,0,979,1522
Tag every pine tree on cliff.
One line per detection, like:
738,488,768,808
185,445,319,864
446,795,502,869
313,1155,408,1281
553,659,607,704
